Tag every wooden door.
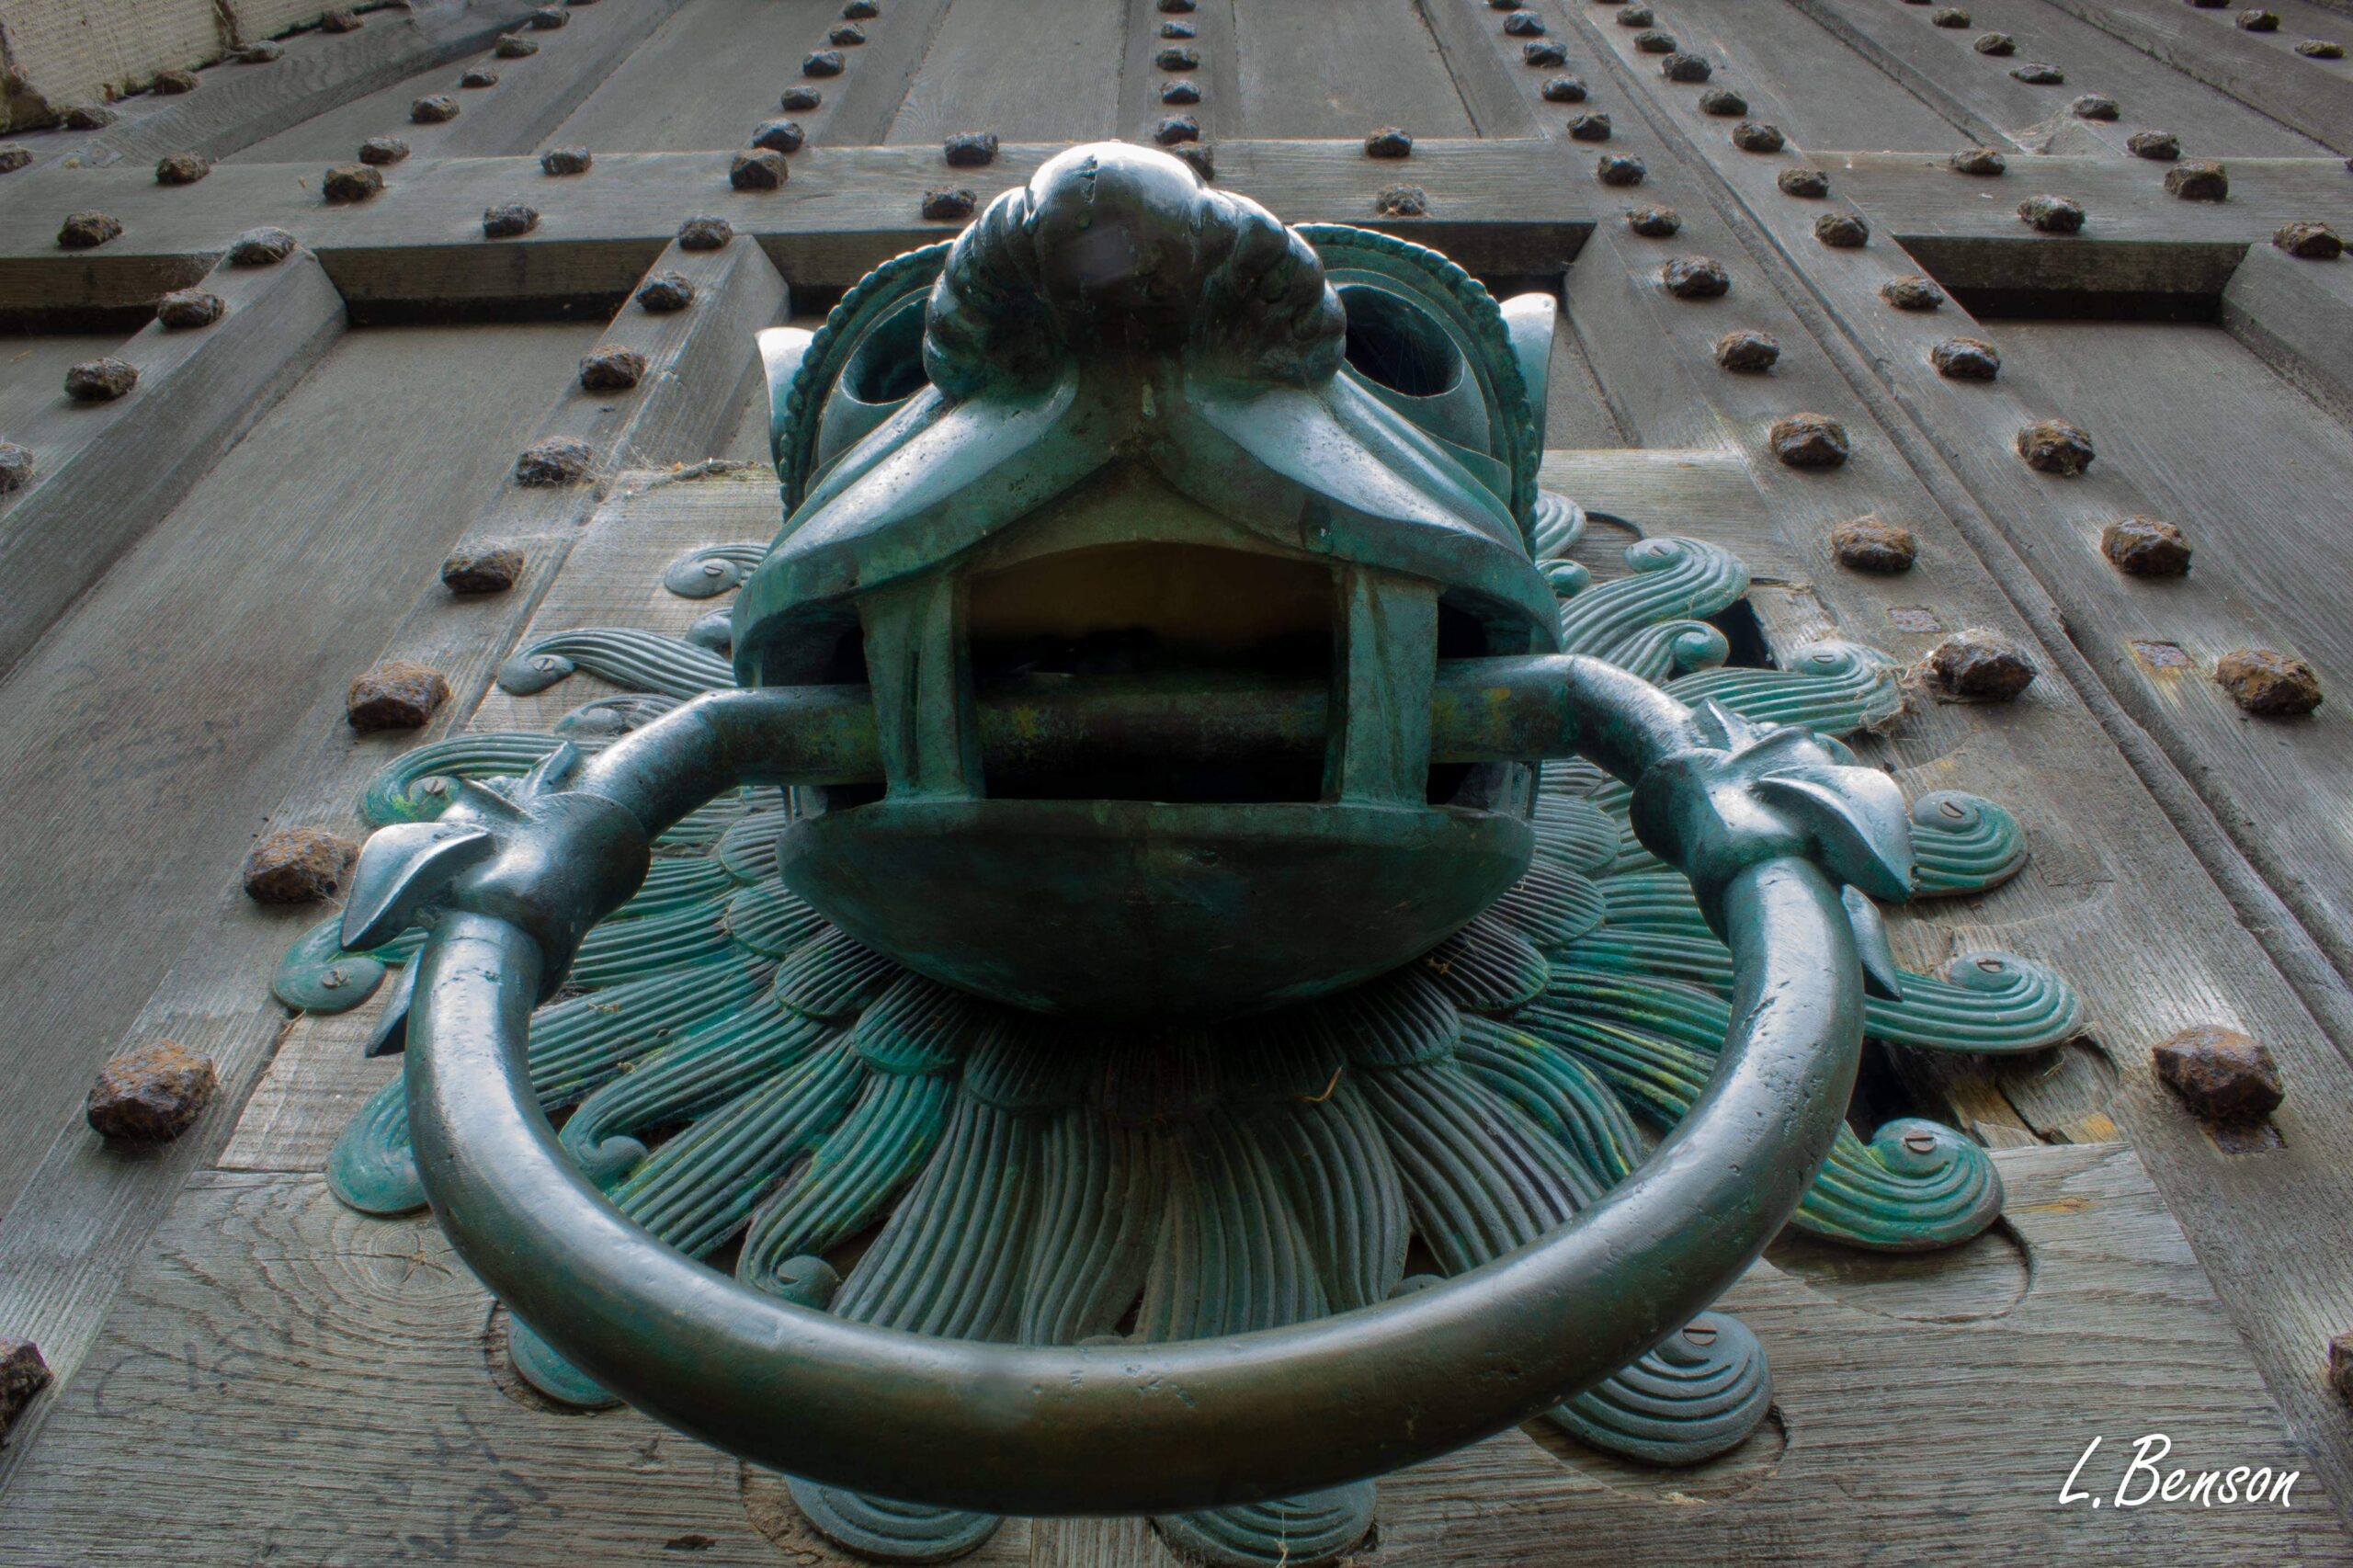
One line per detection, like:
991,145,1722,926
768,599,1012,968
1,1,2351,1562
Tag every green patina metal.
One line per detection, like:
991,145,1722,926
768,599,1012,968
287,144,2086,1567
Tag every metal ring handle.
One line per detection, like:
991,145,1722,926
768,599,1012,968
405,855,1861,1517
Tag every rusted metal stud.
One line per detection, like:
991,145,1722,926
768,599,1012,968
1160,19,1195,37
1831,516,1917,573
2009,62,2063,84
1158,45,1200,71
920,187,976,221
242,827,358,903
1523,40,1569,66
1972,30,2014,54
1162,79,1201,104
752,119,807,153
1633,29,1677,53
637,270,696,312
2274,221,2343,259
319,7,363,30
2237,8,2280,31
0,146,29,175
1502,10,1546,36
1596,153,1646,187
1365,127,1415,158
1929,336,1999,379
358,134,410,165
461,65,500,88
1927,630,2036,699
1172,142,1214,180
0,1342,51,1440
1882,274,1938,311
1663,255,1730,297
2154,1026,2283,1119
802,49,847,76
944,131,1000,166
483,200,540,237
155,151,211,185
1158,0,1197,11
411,93,460,122
1154,115,1201,145
1930,6,1970,27
2100,516,2191,575
2017,193,2086,233
0,443,32,493
156,289,225,330
1768,413,1849,468
238,40,285,62
1730,121,1785,153
1540,74,1589,103
229,226,296,265
1376,185,1428,217
1617,6,1655,25
677,215,734,250
844,0,880,16
56,210,122,249
443,543,525,594
1566,111,1612,141
324,163,383,202
63,106,119,131
1661,51,1711,80
2127,129,2179,160
2071,93,2119,119
516,436,595,485
1814,210,1868,247
2329,1336,2353,1406
2297,40,2346,58
87,1041,218,1142
1625,205,1681,236
2165,160,2228,200
153,67,199,93
1948,145,2005,176
2015,418,2095,474
63,358,137,403
2189,0,2228,7
580,346,647,392
1697,86,1747,115
495,33,540,57
828,22,866,46
348,658,453,729
1712,329,1779,371
781,85,822,110
529,3,568,26
1779,165,1830,197
2216,648,2322,715
730,149,789,189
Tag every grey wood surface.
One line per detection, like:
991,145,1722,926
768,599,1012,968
1,1147,2334,1565
0,140,1594,322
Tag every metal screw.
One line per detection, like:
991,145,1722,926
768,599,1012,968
1903,1131,1938,1154
1683,1323,1718,1347
322,968,347,990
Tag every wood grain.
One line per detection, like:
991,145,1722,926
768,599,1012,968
4,1149,2336,1564
2034,0,2353,155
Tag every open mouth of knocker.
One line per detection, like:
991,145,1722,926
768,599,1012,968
313,142,2040,1568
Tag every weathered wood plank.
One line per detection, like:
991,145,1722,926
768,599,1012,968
1229,0,1476,141
1789,0,2331,157
1515,1,2353,1518
232,0,691,165
0,248,344,674
886,0,1122,147
2037,0,2353,155
545,0,837,153
0,238,781,1490
2221,233,2353,424
1680,0,1961,153
18,0,538,169
0,0,226,131
0,140,1594,322
5,1148,2336,1564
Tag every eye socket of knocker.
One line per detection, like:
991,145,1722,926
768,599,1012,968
350,654,1911,1518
